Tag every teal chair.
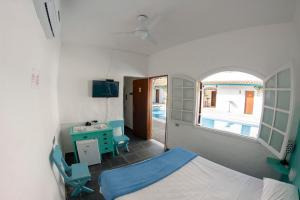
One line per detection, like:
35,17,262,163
109,120,130,155
51,145,94,197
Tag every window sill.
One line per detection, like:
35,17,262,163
191,124,259,143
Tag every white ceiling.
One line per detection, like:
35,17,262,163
61,0,295,55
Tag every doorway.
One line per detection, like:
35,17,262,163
155,89,160,103
123,77,143,132
124,76,152,139
244,91,254,114
123,76,168,146
151,76,168,144
211,91,217,107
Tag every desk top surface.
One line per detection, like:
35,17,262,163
70,123,112,135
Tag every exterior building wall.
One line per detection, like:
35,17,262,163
211,85,263,120
152,87,167,104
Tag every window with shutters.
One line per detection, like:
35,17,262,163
171,66,293,159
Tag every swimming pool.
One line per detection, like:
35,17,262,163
152,105,166,121
200,117,259,138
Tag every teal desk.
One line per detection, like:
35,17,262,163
69,123,114,163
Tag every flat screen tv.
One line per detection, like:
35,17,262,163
92,80,119,97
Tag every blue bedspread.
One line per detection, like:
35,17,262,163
99,147,197,200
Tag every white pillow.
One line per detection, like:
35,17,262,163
261,178,299,200
113,127,123,137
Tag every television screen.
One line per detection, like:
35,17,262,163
92,80,119,97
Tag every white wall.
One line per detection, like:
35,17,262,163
213,85,263,119
124,77,142,129
0,1,63,200
58,44,148,152
149,22,300,178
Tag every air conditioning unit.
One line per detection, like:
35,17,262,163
33,0,61,39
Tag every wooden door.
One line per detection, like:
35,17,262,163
133,79,151,139
211,91,217,107
244,91,254,114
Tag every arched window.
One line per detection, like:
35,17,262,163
197,71,263,138
171,66,294,159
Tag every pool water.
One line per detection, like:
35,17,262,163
152,106,166,120
200,117,259,138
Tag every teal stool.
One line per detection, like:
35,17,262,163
51,145,94,197
109,120,130,155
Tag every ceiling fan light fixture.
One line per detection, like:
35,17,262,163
113,14,158,45
137,14,148,23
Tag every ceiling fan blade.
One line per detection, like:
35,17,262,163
148,15,161,29
145,33,157,45
113,31,134,36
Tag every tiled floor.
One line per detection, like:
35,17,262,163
152,118,166,144
65,128,165,200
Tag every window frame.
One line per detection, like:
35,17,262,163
257,65,294,159
195,75,264,139
170,66,294,159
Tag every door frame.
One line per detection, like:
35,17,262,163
149,75,168,150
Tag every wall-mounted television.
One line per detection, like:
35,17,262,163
92,80,119,97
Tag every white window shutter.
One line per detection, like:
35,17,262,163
171,76,196,124
258,65,294,159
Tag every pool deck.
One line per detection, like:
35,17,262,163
152,118,166,144
202,109,260,126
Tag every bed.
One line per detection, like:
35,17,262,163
99,148,297,200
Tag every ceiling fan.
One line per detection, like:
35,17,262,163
114,14,159,45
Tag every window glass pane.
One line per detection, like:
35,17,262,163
183,100,194,111
171,110,181,120
270,130,284,152
183,88,194,99
265,75,276,88
172,88,182,99
182,112,193,122
262,107,274,126
172,99,182,110
183,80,194,87
277,69,291,88
260,125,271,143
277,91,290,110
199,71,264,138
173,78,183,87
264,90,275,107
274,111,289,132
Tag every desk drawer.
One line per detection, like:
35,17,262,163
99,131,112,138
72,133,98,141
100,144,113,153
99,132,112,141
100,138,113,146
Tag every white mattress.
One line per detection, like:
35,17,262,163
117,156,263,200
